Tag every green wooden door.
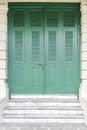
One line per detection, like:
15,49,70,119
8,4,80,94
28,9,44,93
45,9,61,93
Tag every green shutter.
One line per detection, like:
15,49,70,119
48,31,56,62
32,31,40,62
13,11,25,27
30,11,42,27
14,30,24,63
30,10,42,63
63,11,75,27
46,10,58,62
47,11,58,27
65,31,73,62
13,11,25,63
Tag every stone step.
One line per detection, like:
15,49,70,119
2,116,84,123
11,94,78,100
10,98,79,102
3,113,84,118
5,106,83,110
4,109,83,115
3,113,83,119
3,95,84,124
7,101,80,107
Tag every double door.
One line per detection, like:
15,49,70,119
9,6,80,94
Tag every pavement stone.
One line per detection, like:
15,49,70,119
50,128,64,130
5,128,20,130
20,128,35,130
0,123,87,130
42,123,73,128
0,128,5,130
78,127,87,130
64,128,79,130
28,123,41,127
70,124,86,127
36,128,49,130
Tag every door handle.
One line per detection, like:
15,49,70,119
38,64,47,66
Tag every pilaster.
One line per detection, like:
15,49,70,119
0,0,8,101
80,0,87,125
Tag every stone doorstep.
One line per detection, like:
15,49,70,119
2,118,84,124
11,95,78,99
7,102,81,107
5,105,82,110
4,109,83,115
2,95,85,124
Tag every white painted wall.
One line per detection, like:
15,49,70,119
79,0,87,125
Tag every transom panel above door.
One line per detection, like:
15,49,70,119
8,4,80,94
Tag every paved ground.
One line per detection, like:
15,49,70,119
0,123,87,130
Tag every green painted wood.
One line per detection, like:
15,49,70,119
8,4,80,94
28,9,44,93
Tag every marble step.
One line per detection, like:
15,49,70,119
3,95,84,124
5,106,83,110
10,98,79,102
4,109,83,115
3,113,84,118
2,115,84,123
11,94,78,100
7,101,81,107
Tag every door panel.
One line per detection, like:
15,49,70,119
9,5,80,94
11,11,28,93
45,9,61,93
62,30,74,93
28,9,44,93
45,29,59,93
61,10,79,93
